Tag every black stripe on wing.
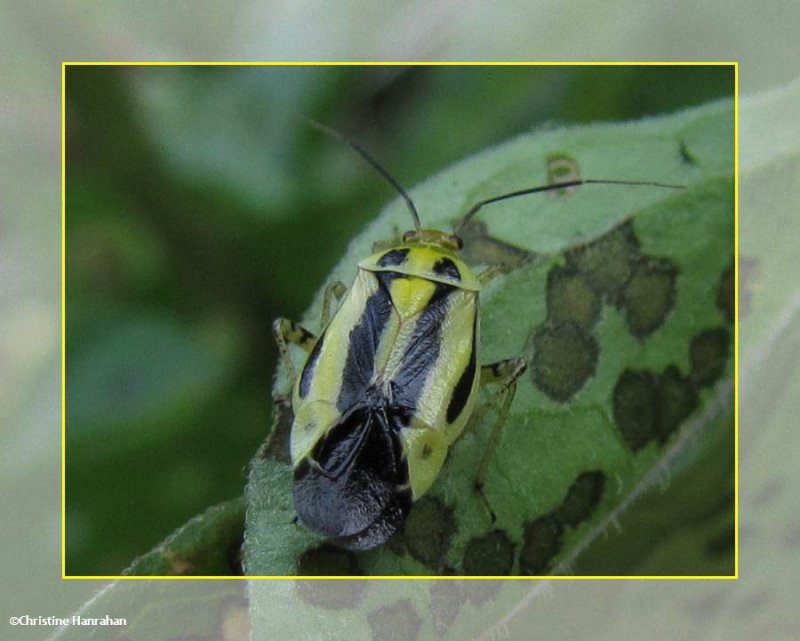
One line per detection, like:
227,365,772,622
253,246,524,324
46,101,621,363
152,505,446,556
298,330,325,398
336,276,394,412
446,313,477,423
390,282,453,410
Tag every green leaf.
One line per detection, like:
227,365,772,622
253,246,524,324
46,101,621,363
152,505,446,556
122,496,245,576
245,98,734,578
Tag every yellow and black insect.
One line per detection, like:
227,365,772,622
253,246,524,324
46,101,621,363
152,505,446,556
274,124,679,551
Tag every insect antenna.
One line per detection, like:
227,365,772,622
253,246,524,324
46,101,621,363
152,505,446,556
456,178,684,231
307,119,422,231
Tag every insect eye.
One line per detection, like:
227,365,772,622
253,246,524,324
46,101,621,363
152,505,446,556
449,235,463,250
403,230,417,243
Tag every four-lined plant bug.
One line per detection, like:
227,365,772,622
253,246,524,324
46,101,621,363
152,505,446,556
274,122,682,550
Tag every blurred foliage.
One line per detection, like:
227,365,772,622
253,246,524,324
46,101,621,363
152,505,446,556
65,65,733,575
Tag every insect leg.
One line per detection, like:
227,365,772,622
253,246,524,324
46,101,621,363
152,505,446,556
477,265,506,286
470,357,527,521
319,280,347,329
272,281,346,382
272,318,316,383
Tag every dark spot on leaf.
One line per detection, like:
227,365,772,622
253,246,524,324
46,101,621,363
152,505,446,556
546,266,602,332
459,581,504,606
613,369,659,451
401,496,455,570
457,219,535,272
565,222,640,304
613,364,700,451
621,258,678,338
367,601,422,641
546,153,581,195
716,262,735,324
296,544,365,609
297,543,360,576
462,530,515,575
429,578,503,623
530,322,598,402
657,365,698,442
295,580,366,610
555,471,606,527
519,514,563,575
690,328,730,388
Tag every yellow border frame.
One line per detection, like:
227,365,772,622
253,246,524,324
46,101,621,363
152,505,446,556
62,60,739,581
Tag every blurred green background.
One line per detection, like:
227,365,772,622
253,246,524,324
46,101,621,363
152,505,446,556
65,64,734,575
